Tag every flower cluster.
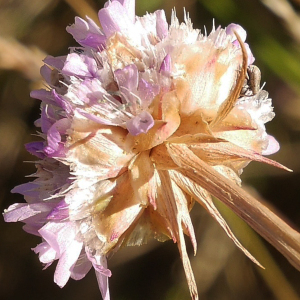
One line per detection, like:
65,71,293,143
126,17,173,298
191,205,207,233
3,0,289,299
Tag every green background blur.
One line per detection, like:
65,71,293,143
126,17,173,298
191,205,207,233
1,0,300,299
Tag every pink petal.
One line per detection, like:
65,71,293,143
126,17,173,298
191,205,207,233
30,89,54,105
3,203,52,222
137,78,160,105
244,42,255,65
62,53,97,78
54,239,83,287
87,254,111,300
95,269,110,300
126,111,154,135
226,23,247,42
262,134,280,155
44,118,70,157
47,200,69,221
155,10,168,40
66,16,105,48
114,64,138,92
11,182,39,196
39,222,76,254
98,1,135,38
110,0,136,23
159,54,171,75
33,242,57,264
70,255,92,281
44,55,66,70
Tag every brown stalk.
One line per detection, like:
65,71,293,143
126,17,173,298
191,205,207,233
168,143,300,271
64,0,99,22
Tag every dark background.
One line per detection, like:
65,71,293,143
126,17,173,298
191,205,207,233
1,0,300,299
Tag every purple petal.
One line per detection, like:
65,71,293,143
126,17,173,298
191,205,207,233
70,255,93,281
25,142,45,159
155,10,168,40
39,222,76,255
66,16,105,49
52,90,73,115
62,53,98,78
68,78,106,105
44,118,70,157
138,78,160,104
23,223,44,236
159,54,171,75
98,1,135,38
38,224,60,254
95,268,110,300
40,105,55,134
30,89,71,121
44,55,66,70
47,200,69,221
67,17,90,39
11,182,39,196
86,252,112,277
86,253,111,300
68,78,129,125
3,203,53,222
40,64,52,84
30,89,55,104
114,64,138,92
114,65,141,110
126,111,154,135
77,33,106,49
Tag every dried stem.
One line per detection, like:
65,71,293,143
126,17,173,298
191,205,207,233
0,37,45,81
168,143,300,271
64,0,99,23
261,0,300,43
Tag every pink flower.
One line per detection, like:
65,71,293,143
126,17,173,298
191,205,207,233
3,1,299,300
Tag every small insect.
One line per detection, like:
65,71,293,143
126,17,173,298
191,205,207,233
241,65,261,96
73,47,84,54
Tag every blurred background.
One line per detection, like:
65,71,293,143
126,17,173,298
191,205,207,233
1,0,300,299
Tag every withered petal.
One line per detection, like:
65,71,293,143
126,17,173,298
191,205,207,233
92,172,144,253
167,133,225,144
150,143,179,170
209,106,256,132
122,207,171,246
67,125,133,179
169,169,263,267
190,140,291,171
158,170,198,300
154,170,178,241
128,150,154,207
210,32,248,128
174,111,212,137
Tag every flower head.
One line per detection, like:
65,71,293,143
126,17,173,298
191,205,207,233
3,1,296,300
